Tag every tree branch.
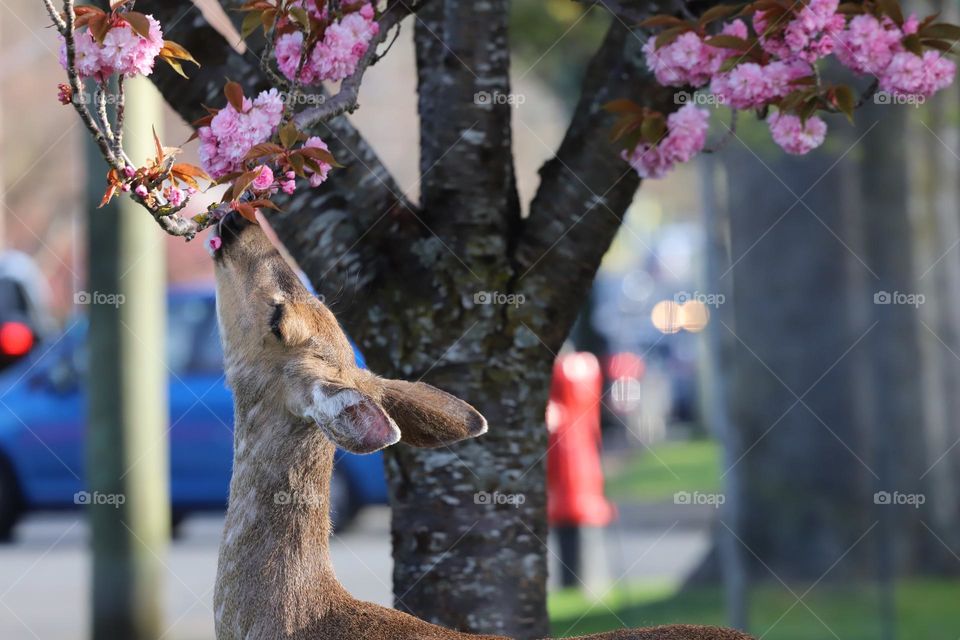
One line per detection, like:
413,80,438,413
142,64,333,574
514,20,674,349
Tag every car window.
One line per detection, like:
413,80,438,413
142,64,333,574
167,295,223,376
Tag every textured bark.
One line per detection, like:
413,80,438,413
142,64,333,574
147,3,688,636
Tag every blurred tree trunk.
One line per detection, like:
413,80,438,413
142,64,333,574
699,156,748,628
855,103,935,576
910,69,960,572
724,128,875,580
86,77,169,640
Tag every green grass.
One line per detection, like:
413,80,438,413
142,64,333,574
549,579,960,639
605,440,721,502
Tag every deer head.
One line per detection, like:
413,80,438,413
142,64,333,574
211,211,488,454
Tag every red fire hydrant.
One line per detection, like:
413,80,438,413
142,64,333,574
547,352,615,587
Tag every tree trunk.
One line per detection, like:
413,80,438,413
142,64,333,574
725,130,876,580
908,69,960,573
855,103,934,576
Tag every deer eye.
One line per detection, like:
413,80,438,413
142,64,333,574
269,303,284,340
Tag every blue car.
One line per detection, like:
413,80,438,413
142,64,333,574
0,287,387,540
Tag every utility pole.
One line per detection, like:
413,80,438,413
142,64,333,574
85,75,169,640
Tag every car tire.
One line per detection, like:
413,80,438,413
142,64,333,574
0,455,22,542
171,511,188,541
329,467,357,533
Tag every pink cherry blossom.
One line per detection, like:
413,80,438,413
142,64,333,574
274,3,380,84
709,62,768,109
58,29,104,79
710,60,810,110
134,184,149,197
768,112,827,155
251,165,275,191
643,32,711,87
624,104,710,179
703,20,749,75
59,15,164,80
57,83,72,105
207,235,222,256
274,32,322,86
198,89,285,179
302,137,332,187
281,180,297,195
880,51,956,99
164,186,185,207
835,14,903,75
756,0,843,64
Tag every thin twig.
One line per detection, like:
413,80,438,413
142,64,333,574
42,0,67,33
95,83,115,145
703,108,738,154
114,75,126,157
61,0,121,170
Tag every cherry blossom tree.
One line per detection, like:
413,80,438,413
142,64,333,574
46,0,960,637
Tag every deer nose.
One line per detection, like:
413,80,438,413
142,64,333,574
217,210,253,244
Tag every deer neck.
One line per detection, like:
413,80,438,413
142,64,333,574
216,386,346,634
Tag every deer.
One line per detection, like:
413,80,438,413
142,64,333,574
210,211,753,640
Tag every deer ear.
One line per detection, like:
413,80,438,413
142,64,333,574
303,385,401,454
378,379,488,448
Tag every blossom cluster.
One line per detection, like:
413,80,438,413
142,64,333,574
634,0,958,178
198,89,286,180
59,15,163,80
274,3,379,84
242,136,332,197
836,14,954,97
623,105,710,179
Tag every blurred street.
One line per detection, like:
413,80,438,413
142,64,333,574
0,505,710,640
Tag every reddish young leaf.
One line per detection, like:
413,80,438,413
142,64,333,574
123,12,151,39
699,4,743,26
279,122,301,149
88,14,111,43
249,199,282,211
299,145,337,166
224,81,245,112
639,15,687,28
234,202,259,223
244,142,286,161
603,98,645,115
704,35,752,50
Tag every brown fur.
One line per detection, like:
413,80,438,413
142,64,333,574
211,213,752,640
